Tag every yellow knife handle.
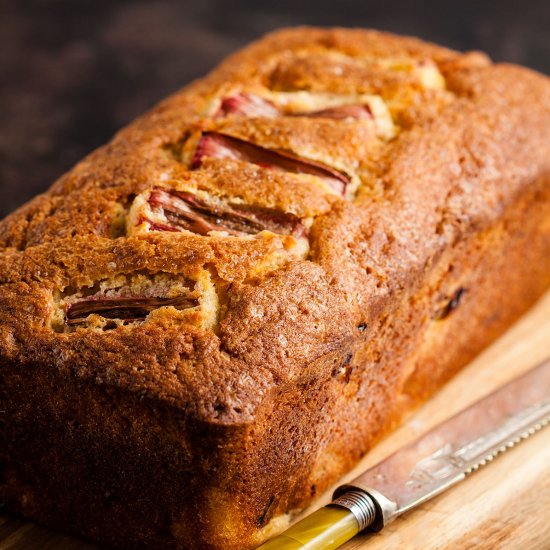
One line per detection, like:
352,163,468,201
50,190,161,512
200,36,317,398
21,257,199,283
257,491,377,550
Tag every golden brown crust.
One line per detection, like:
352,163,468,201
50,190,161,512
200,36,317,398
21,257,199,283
1,27,550,550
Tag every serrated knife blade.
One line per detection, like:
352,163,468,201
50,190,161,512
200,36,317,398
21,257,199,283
257,358,550,550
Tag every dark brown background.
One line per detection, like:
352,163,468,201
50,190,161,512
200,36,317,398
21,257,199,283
1,0,549,218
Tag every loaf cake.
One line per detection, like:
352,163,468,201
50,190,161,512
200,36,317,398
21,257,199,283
1,27,549,550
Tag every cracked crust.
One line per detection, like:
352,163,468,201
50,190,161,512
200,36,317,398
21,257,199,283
1,27,550,550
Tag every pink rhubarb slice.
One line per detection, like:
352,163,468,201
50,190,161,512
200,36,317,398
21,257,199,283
146,187,306,237
192,132,349,196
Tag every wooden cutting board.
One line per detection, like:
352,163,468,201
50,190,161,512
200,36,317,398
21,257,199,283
1,291,550,550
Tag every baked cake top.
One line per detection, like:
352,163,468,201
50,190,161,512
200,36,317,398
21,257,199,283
0,28,549,423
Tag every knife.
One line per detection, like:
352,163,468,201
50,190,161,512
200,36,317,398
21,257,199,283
257,358,550,550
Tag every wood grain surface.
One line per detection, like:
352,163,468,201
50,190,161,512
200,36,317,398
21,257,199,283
1,290,549,550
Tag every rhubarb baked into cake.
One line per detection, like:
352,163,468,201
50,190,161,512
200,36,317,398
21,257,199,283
1,27,549,550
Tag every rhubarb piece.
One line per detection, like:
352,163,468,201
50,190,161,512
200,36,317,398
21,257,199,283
146,187,306,237
216,92,372,121
66,295,199,325
216,92,280,118
191,132,349,196
302,104,372,120
138,218,180,232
